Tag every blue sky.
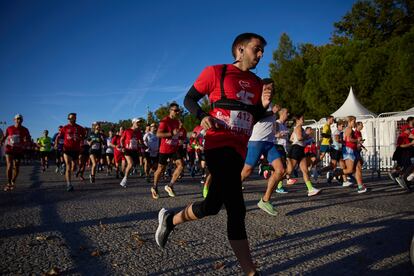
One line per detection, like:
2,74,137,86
0,0,356,138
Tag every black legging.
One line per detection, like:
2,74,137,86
192,147,246,240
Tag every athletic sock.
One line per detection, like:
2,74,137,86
277,181,283,189
166,211,175,229
305,180,314,191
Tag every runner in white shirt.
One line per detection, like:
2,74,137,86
143,123,159,182
105,130,115,176
240,100,285,216
275,108,297,188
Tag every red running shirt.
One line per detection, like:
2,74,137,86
344,129,358,150
158,116,180,154
178,127,187,147
111,135,121,154
397,133,410,146
121,129,143,151
4,125,31,154
61,124,86,151
193,64,262,157
304,143,317,154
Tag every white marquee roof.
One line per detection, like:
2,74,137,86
331,87,376,118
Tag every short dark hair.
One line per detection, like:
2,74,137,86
293,114,304,124
262,78,274,85
68,113,77,117
169,103,179,109
231,33,267,59
407,117,414,123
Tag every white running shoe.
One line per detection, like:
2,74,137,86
407,173,414,182
164,185,176,197
307,188,321,197
395,177,408,190
342,181,353,187
120,177,127,188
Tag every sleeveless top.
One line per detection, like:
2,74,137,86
291,126,305,147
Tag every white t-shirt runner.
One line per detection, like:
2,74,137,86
249,105,276,142
143,132,159,157
275,120,290,151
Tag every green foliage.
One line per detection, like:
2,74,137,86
117,119,132,130
333,0,414,45
269,1,414,120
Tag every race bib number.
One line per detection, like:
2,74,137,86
129,138,138,150
67,133,78,141
166,137,178,146
229,111,253,133
9,135,20,146
91,143,101,150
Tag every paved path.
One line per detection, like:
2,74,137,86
0,163,413,275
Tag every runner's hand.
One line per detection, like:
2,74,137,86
261,82,273,108
201,116,219,130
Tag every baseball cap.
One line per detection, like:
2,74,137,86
132,118,141,124
14,114,23,119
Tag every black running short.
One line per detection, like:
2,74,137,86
124,150,139,161
330,148,342,161
192,147,246,240
288,145,305,161
63,150,80,160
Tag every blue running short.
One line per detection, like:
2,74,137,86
245,141,281,167
342,147,356,161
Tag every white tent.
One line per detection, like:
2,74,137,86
331,87,376,118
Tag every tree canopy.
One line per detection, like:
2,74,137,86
269,0,414,119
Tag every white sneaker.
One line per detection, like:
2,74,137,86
120,177,127,188
395,177,408,190
407,173,414,182
307,188,321,197
342,181,353,187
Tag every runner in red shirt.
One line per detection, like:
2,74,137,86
111,127,126,179
154,33,272,275
187,130,201,178
119,118,143,188
1,114,31,191
393,124,414,189
151,103,183,199
60,113,86,191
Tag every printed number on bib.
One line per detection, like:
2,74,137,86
129,139,138,150
9,135,20,145
92,143,101,150
229,111,253,132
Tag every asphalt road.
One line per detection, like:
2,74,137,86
0,162,413,275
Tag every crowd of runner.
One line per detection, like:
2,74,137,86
1,110,412,196
1,33,413,276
